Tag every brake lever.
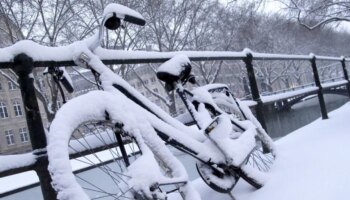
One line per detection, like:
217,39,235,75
44,66,74,93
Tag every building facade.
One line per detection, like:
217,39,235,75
0,14,32,154
0,74,32,154
0,15,50,155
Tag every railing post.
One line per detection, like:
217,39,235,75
340,57,350,98
13,53,57,200
310,54,328,119
243,49,267,130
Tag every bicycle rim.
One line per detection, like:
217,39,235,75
239,139,275,189
246,141,274,171
67,120,142,199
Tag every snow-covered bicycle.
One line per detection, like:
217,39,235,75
47,3,276,200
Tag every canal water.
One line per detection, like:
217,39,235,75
3,94,348,200
264,94,349,138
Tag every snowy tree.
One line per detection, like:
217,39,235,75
0,0,95,121
280,0,350,30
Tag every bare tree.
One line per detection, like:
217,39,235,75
279,0,350,30
0,0,97,121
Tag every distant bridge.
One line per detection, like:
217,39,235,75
259,81,350,111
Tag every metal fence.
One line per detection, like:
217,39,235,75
0,45,350,199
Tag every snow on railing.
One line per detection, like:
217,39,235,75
0,153,36,174
322,80,348,89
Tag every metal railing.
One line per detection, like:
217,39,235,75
1,43,350,199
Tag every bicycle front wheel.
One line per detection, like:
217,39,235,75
47,92,160,200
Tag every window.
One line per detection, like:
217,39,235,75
153,88,159,93
13,100,23,116
8,81,16,90
5,130,15,145
19,128,29,143
0,82,2,91
0,102,8,119
151,77,156,83
144,80,149,85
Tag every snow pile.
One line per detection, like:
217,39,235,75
182,102,350,200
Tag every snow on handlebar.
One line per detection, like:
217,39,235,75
89,3,146,52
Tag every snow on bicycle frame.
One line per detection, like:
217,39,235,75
47,3,268,200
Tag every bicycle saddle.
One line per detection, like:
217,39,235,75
157,54,194,91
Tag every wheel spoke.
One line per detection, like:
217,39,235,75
63,121,145,199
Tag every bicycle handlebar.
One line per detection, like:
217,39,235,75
89,3,146,51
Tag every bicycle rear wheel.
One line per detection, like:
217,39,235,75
209,89,276,189
238,143,275,189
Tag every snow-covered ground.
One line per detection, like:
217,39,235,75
187,102,350,200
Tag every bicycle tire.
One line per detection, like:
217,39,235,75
49,119,151,199
47,92,188,200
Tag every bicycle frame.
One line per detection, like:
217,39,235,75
76,42,260,173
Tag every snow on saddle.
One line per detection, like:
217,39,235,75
156,54,195,91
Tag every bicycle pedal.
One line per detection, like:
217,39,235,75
196,161,238,193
